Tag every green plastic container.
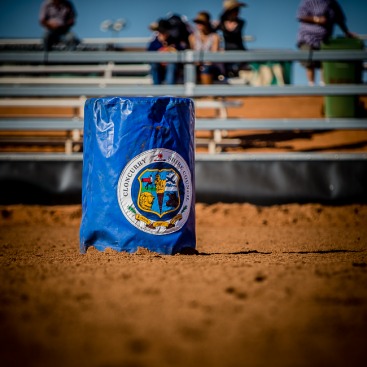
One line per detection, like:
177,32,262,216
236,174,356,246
321,38,364,118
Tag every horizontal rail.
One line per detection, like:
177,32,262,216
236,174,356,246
0,37,152,46
0,98,240,109
1,50,366,64
0,76,153,85
1,85,366,97
0,51,182,63
1,117,366,131
0,36,256,46
0,153,83,161
196,118,367,130
0,85,186,97
189,85,367,97
1,152,366,161
196,152,367,161
0,98,86,107
0,64,150,74
0,118,83,130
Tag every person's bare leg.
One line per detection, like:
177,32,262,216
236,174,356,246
320,68,325,86
200,73,213,85
306,67,315,86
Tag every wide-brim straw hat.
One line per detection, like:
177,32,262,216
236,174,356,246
193,11,212,27
223,0,247,13
149,22,159,31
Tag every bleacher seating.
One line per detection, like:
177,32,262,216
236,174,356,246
0,46,366,158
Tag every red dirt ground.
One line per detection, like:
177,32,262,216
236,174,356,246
0,203,366,367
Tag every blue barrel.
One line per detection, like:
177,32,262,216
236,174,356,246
80,96,196,255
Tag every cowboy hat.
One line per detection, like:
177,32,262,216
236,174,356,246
223,0,247,12
149,19,172,33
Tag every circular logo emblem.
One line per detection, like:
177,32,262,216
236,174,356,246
117,148,192,235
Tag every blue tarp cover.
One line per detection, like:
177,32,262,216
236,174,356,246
80,96,196,255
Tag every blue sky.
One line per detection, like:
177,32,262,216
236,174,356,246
0,0,366,85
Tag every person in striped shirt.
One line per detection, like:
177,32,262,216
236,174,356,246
296,0,356,85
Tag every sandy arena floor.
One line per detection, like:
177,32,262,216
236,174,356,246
0,203,366,367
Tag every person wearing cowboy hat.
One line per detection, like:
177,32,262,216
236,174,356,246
217,0,249,78
147,19,179,85
189,11,220,84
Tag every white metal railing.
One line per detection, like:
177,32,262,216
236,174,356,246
0,99,244,154
0,49,366,90
0,48,366,157
1,114,366,155
1,117,366,132
0,63,150,75
0,35,255,47
1,85,366,98
0,49,365,63
0,98,240,119
0,76,153,86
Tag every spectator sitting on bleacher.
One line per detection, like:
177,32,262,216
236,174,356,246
189,11,221,85
147,19,181,85
216,0,250,78
39,0,79,51
165,13,192,51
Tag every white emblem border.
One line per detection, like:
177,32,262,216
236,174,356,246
117,148,192,235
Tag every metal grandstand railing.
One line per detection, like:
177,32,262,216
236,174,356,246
0,35,255,49
0,48,366,90
0,49,365,66
0,48,366,159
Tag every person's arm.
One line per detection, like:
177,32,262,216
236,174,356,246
337,20,354,37
211,33,220,52
39,1,49,28
298,14,327,25
188,33,196,50
65,1,76,28
332,0,356,38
